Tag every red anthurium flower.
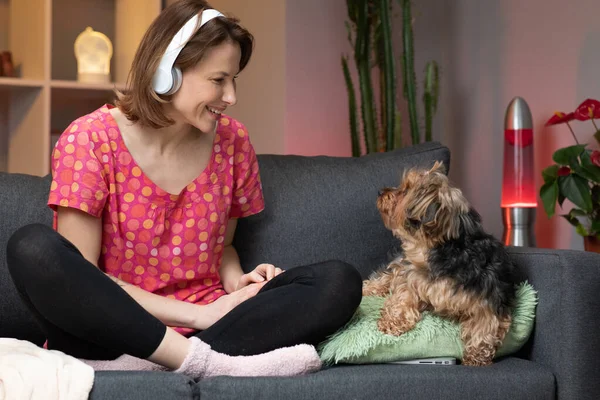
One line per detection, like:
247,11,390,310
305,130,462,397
591,151,600,167
574,99,600,121
545,111,575,126
557,166,571,176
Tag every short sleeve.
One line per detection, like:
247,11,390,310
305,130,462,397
47,120,109,218
230,123,265,218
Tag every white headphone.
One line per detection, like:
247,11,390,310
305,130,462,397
152,9,225,95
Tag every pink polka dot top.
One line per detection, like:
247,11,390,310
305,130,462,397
47,104,265,336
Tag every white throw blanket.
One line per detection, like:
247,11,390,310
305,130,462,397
0,338,94,400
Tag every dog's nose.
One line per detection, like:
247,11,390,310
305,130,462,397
378,189,385,196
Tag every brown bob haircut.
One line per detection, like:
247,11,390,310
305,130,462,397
115,0,254,129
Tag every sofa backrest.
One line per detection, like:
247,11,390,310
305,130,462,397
233,141,451,277
0,172,53,345
0,141,450,343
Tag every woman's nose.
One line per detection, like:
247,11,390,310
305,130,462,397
223,83,237,106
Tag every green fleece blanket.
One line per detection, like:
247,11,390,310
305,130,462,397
318,282,537,365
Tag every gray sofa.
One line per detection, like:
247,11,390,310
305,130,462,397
1,141,599,400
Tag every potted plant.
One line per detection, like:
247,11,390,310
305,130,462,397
540,99,600,252
341,0,440,156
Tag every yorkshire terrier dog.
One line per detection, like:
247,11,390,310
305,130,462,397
363,161,518,366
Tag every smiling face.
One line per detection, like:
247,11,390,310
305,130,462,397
169,39,241,133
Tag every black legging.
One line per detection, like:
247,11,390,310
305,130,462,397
6,223,362,361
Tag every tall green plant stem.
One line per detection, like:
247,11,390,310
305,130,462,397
380,0,396,151
401,0,420,144
342,56,360,157
355,0,376,154
423,61,439,142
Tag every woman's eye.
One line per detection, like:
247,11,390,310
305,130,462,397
213,79,224,84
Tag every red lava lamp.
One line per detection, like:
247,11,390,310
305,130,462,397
501,97,537,247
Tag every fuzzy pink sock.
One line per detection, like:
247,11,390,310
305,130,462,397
174,337,322,379
80,338,322,379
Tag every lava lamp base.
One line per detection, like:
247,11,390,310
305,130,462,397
501,207,536,247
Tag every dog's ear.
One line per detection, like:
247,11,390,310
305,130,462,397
429,161,447,175
406,201,439,233
426,185,470,240
423,202,439,224
458,207,483,236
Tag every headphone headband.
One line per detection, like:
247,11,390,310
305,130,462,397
152,9,225,95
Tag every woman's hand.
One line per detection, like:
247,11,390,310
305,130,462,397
194,282,266,330
235,263,284,291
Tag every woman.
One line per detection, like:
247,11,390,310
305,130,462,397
6,0,362,380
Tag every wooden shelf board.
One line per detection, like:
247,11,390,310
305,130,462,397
0,77,45,88
50,80,126,91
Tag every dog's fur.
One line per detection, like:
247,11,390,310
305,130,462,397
363,161,518,366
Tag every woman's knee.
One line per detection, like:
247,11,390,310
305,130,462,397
314,260,363,316
6,223,62,279
318,260,362,288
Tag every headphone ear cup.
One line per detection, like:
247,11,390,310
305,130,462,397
166,66,183,95
152,67,172,95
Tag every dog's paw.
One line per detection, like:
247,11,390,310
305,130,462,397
362,287,383,297
461,340,496,366
461,355,493,367
377,317,410,336
461,347,494,366
361,284,374,296
362,282,387,297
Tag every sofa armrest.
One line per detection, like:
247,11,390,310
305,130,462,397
507,246,600,400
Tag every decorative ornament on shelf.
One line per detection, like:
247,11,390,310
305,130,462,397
74,27,113,84
540,99,600,252
0,51,15,77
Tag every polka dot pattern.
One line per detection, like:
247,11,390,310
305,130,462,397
48,104,265,336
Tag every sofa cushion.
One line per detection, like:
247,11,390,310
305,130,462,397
233,141,451,278
90,371,195,400
0,172,52,345
195,357,555,400
318,282,537,365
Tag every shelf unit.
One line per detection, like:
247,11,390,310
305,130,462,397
0,0,162,176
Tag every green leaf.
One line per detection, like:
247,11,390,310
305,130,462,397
542,165,559,183
577,151,600,183
569,208,588,217
560,213,580,227
553,144,587,165
591,220,600,234
592,185,600,203
581,149,593,167
576,224,590,236
540,181,558,218
572,166,600,183
558,192,566,207
561,211,589,236
559,174,593,213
